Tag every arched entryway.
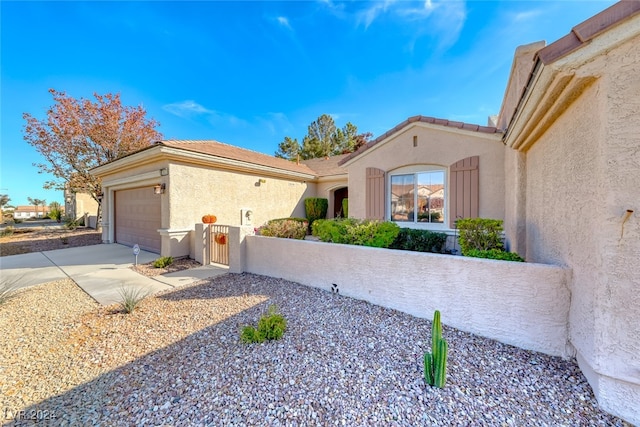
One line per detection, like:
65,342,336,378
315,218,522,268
333,187,348,218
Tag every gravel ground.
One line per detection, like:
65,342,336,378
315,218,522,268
0,274,628,426
131,258,202,277
0,227,102,256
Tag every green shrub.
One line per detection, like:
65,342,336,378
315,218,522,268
342,198,348,218
456,218,504,255
257,218,308,239
241,305,287,343
0,226,14,237
464,248,525,262
49,209,63,222
118,286,149,313
268,217,308,224
312,218,400,248
304,198,328,228
153,256,173,268
240,325,265,343
389,228,448,253
64,216,79,230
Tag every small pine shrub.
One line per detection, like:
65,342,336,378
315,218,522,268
342,198,348,218
464,248,525,262
153,256,173,268
118,286,149,313
456,218,504,255
241,305,288,343
389,228,448,253
257,306,287,340
241,325,265,343
257,218,308,239
304,198,328,228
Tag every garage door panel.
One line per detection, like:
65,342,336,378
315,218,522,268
115,187,161,253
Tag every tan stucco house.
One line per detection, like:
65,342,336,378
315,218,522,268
92,2,639,423
338,116,503,232
91,140,348,255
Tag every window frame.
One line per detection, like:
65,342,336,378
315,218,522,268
387,164,449,230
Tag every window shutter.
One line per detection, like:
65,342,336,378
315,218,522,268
449,156,479,228
366,167,385,220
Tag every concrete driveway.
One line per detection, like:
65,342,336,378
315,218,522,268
0,244,227,305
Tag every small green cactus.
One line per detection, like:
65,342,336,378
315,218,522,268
424,310,448,388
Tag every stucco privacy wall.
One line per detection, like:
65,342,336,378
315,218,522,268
511,32,640,423
345,124,504,226
245,235,571,357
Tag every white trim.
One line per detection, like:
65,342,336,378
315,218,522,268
102,170,161,187
157,228,191,236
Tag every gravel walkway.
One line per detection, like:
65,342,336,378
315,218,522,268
1,273,627,426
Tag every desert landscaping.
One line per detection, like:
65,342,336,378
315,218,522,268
0,234,629,425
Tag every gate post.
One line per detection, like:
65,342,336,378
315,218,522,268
194,223,210,265
228,225,255,273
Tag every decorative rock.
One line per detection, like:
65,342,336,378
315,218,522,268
0,275,626,426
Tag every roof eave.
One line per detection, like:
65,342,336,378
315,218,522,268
92,144,316,181
339,118,501,168
504,9,640,151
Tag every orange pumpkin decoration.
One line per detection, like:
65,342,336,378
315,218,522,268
215,233,227,245
202,214,217,224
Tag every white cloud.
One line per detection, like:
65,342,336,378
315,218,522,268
163,100,247,127
358,0,396,29
319,0,347,19
162,100,213,118
276,16,292,30
257,112,294,136
354,0,466,51
514,9,543,23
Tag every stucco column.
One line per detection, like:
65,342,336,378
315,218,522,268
194,223,209,265
228,226,255,274
504,149,527,257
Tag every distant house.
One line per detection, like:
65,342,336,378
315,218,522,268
64,186,99,228
13,205,51,219
91,2,640,423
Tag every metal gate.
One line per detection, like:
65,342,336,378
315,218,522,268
210,224,229,265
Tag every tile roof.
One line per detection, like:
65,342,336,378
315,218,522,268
300,154,349,177
338,115,500,165
536,1,640,64
158,140,316,176
14,205,52,212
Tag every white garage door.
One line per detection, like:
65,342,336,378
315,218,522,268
114,187,161,253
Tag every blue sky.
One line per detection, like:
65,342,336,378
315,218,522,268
1,0,616,207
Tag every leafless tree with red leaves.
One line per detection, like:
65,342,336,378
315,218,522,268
23,89,162,226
